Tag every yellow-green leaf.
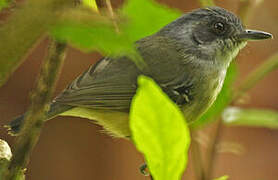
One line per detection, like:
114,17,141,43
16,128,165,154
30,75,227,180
82,0,98,12
130,75,190,180
213,175,229,180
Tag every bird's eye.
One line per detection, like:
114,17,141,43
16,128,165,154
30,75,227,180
213,22,226,34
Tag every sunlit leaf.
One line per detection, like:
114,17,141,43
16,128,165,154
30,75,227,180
130,75,190,180
213,175,229,180
120,0,181,41
191,62,237,128
223,107,278,129
83,0,98,12
51,0,181,56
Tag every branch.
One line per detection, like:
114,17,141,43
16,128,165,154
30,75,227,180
3,40,67,179
233,52,278,102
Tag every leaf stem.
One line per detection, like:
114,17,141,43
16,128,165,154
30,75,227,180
105,0,119,33
191,131,206,180
3,40,67,180
204,119,223,180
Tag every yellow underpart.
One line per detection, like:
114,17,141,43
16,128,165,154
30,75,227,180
60,107,130,138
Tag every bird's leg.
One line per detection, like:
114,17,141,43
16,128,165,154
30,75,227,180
139,163,153,179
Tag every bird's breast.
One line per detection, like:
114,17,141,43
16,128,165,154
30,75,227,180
183,67,226,122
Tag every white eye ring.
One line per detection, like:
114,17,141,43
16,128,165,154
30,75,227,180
213,22,226,34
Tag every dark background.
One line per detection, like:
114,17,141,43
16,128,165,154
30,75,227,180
1,0,278,179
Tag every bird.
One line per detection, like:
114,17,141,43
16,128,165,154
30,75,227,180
8,6,272,138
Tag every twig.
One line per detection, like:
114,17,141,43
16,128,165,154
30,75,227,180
204,119,223,180
233,53,278,102
105,0,119,33
3,40,67,179
191,131,206,180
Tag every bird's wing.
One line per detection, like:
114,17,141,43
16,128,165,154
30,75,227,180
54,35,193,111
54,56,140,111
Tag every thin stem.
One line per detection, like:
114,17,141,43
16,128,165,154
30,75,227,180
4,40,67,179
233,53,278,102
191,131,206,180
105,0,119,33
205,119,223,180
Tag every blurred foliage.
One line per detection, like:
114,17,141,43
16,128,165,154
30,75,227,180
130,76,190,180
223,107,278,129
0,0,72,87
213,175,229,180
51,0,181,56
0,0,9,11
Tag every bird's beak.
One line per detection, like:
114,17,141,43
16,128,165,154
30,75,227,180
237,29,273,41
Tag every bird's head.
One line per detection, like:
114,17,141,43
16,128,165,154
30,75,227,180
158,6,272,66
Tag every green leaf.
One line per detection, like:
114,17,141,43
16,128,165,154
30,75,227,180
120,0,181,42
51,0,181,56
222,107,278,129
0,0,72,87
82,0,98,11
191,62,237,128
213,175,229,180
130,75,191,180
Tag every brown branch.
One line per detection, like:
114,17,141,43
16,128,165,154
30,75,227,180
3,40,67,180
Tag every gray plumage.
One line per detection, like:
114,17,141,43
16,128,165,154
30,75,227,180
9,7,272,137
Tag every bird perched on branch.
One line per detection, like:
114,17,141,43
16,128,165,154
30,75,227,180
8,7,272,137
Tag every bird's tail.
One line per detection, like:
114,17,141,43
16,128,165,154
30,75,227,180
6,103,73,136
